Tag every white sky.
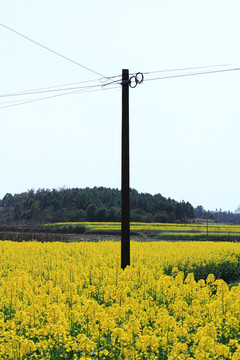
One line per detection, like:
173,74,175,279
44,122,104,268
1,0,240,212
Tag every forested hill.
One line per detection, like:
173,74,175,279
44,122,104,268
0,187,195,224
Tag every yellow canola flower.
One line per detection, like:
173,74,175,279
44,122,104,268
48,220,240,232
0,240,240,359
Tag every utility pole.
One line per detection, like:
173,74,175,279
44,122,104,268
121,69,130,270
120,70,143,270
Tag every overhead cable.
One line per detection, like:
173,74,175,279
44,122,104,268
0,83,104,98
0,84,120,110
142,62,240,75
143,66,240,82
0,22,108,79
0,77,122,99
1,61,239,110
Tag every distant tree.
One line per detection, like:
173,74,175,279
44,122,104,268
69,209,85,222
95,207,106,221
29,201,40,220
176,202,186,222
154,211,169,223
86,203,98,221
106,207,121,222
13,202,22,221
2,193,14,207
131,208,149,222
0,187,197,224
195,205,205,218
185,201,195,220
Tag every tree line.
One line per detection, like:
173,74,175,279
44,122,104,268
0,187,195,224
195,205,240,224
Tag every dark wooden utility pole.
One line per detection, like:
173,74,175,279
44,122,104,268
121,69,130,269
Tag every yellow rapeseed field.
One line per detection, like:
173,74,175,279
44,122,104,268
0,240,240,359
48,221,240,234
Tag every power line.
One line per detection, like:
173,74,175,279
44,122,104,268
142,62,240,75
0,83,104,98
0,22,108,79
1,61,239,110
0,98,36,105
0,83,120,110
2,63,237,99
8,77,108,94
0,77,122,99
143,66,240,82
